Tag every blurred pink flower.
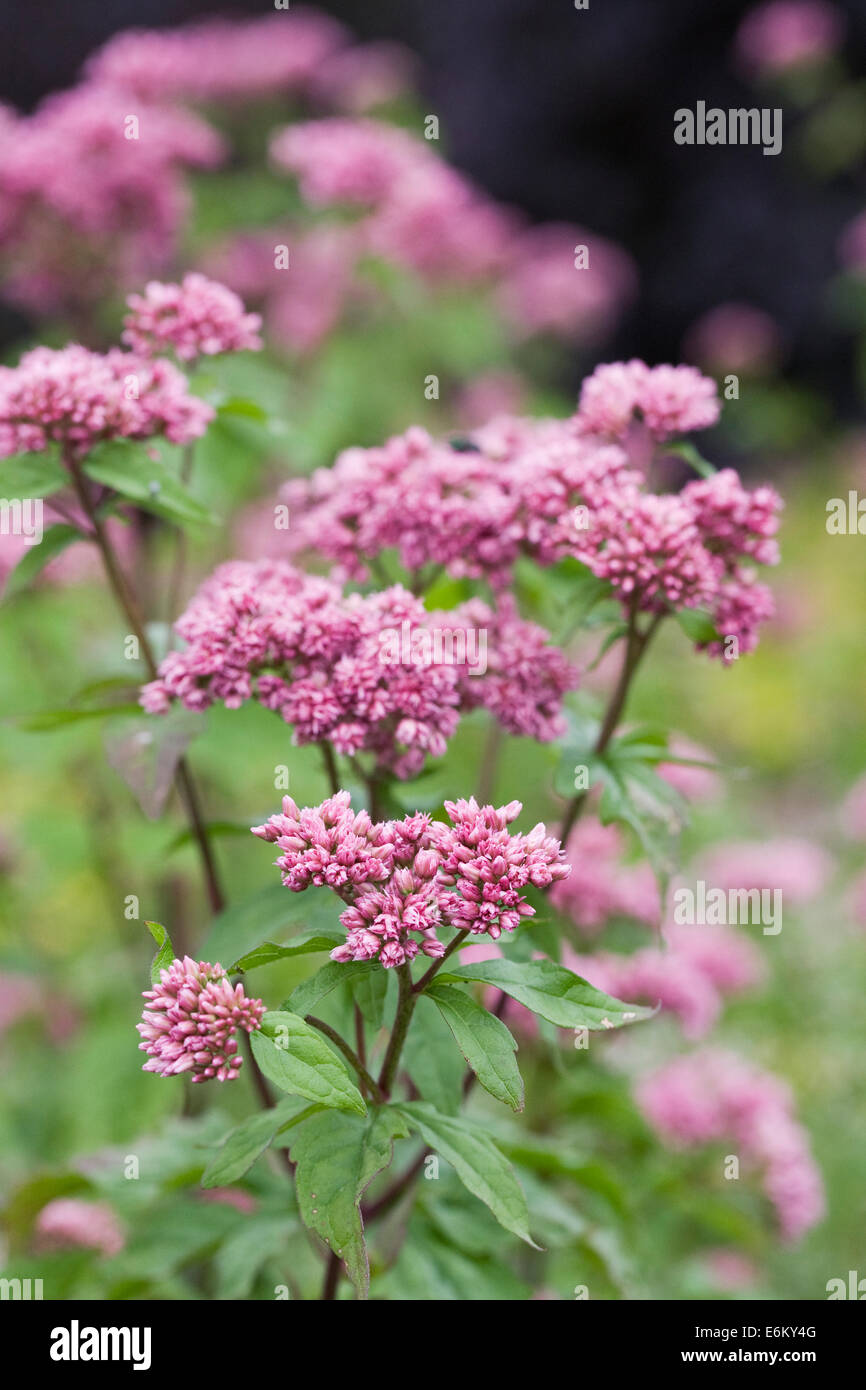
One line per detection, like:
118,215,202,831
200,1188,259,1214
310,40,416,113
683,303,782,375
657,737,722,803
85,12,348,104
735,1,845,77
552,818,661,934
0,85,222,316
36,1199,125,1257
498,223,636,344
699,838,832,905
701,1248,760,1290
840,773,866,839
455,372,528,429
838,211,866,275
638,1048,825,1239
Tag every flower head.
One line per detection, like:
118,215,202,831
137,956,264,1082
254,795,569,966
123,273,262,361
576,360,720,441
0,344,213,460
430,797,570,939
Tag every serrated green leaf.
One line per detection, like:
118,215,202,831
285,1106,409,1297
443,958,652,1030
253,1012,367,1115
393,1101,537,1248
401,994,465,1115
230,931,345,974
201,1096,311,1188
426,984,523,1111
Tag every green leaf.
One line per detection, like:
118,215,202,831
675,607,720,645
200,883,339,966
145,921,175,985
229,931,345,974
252,1012,367,1115
14,702,141,731
165,820,253,854
594,751,686,888
83,441,216,527
374,1214,530,1301
201,1096,312,1188
217,397,269,423
426,984,523,1112
2,524,81,599
393,1101,537,1248
214,1214,297,1299
287,960,380,1018
351,965,389,1030
443,958,652,1030
0,450,67,500
401,994,465,1115
285,1107,409,1297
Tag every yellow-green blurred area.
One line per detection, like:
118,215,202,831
1,323,866,1299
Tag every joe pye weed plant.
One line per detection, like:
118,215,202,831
0,258,807,1300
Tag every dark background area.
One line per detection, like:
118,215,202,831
1,0,864,410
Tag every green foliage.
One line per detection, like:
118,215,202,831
392,1102,538,1248
425,983,524,1111
442,958,653,1030
284,1107,409,1297
145,920,175,985
251,1012,367,1115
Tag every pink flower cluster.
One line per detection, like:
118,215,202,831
698,838,832,905
637,1049,825,1240
573,464,782,660
137,956,265,1082
576,360,722,442
35,1199,125,1257
282,420,634,587
569,923,764,1040
252,793,569,967
284,380,781,662
203,223,366,358
85,12,348,103
0,344,213,460
684,303,782,376
272,117,516,285
551,818,661,934
0,85,223,316
123,273,262,362
497,223,637,345
735,1,845,78
140,561,576,778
